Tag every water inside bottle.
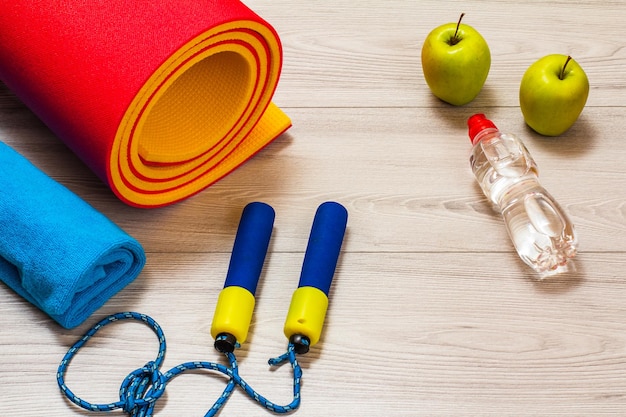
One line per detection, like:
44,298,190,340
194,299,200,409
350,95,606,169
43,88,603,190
501,185,577,277
470,134,577,277
470,133,537,207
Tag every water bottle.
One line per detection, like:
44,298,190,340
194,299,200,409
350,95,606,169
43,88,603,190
467,114,577,278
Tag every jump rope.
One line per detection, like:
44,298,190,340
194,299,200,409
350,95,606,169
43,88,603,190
57,201,348,416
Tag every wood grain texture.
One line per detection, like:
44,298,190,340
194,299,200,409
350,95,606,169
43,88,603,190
1,1,626,416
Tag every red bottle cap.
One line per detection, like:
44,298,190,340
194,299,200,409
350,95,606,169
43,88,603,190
467,114,497,145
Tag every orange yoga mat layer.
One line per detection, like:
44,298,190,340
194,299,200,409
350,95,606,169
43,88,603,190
0,0,291,207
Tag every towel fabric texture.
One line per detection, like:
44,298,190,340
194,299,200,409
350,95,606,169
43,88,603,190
0,0,291,208
0,142,146,328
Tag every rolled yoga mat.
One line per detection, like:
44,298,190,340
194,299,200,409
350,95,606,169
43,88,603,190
0,142,146,328
0,0,291,208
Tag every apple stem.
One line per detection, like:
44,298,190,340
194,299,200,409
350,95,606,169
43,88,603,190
449,13,465,46
559,55,573,80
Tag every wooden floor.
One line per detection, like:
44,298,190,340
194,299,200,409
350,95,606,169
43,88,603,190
2,1,626,415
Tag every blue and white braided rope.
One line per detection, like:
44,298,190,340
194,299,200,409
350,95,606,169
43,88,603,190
57,312,302,416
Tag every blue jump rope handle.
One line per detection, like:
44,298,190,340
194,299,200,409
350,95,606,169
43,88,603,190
224,202,275,295
298,202,348,295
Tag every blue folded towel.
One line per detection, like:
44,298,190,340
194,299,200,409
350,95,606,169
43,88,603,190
0,141,146,328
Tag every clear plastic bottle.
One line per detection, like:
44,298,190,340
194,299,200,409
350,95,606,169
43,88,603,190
467,114,577,278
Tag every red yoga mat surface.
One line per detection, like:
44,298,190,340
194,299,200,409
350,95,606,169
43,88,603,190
0,0,291,208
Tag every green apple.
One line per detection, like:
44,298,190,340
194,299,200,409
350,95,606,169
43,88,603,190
519,54,589,136
421,13,491,106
